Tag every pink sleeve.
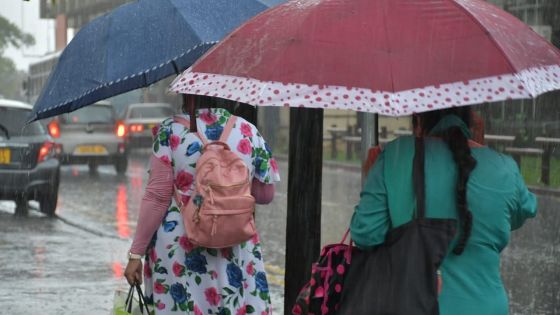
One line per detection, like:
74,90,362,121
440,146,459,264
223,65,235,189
129,155,174,255
251,178,275,204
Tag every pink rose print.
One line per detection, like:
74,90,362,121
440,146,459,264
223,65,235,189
210,270,218,279
144,262,152,279
243,282,249,289
200,111,217,125
152,125,159,137
159,155,171,165
240,122,253,137
204,287,221,306
154,281,165,294
237,138,252,155
149,248,157,262
236,305,247,315
169,134,181,151
246,262,255,275
292,305,302,315
176,171,194,191
156,301,165,310
220,248,232,259
179,236,195,252
194,305,203,315
251,233,260,245
270,158,279,173
172,261,185,277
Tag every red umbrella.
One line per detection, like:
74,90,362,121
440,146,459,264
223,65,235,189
170,0,560,116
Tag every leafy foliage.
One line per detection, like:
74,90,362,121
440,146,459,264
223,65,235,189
0,15,35,99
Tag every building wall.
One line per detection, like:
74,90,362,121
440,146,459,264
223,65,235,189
40,0,131,29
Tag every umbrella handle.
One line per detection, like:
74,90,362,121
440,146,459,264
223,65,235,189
184,94,197,133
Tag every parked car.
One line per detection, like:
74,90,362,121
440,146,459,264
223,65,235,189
0,99,60,216
47,101,128,174
124,103,176,147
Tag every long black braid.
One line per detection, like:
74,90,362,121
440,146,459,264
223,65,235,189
416,107,477,255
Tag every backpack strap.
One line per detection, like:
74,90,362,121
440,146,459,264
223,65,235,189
173,115,191,129
174,113,237,146
219,116,238,142
173,115,208,146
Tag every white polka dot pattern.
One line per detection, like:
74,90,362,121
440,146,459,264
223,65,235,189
169,64,560,116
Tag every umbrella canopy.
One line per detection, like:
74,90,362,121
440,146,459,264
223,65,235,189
170,0,560,116
30,0,285,121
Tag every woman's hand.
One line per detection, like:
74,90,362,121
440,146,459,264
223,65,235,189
124,259,143,286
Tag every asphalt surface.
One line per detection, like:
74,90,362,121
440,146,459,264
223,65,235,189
0,149,557,314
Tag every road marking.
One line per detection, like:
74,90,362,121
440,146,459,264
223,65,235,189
265,263,286,287
265,263,285,275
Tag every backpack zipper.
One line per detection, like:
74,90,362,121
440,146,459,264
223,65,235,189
207,180,249,189
192,180,250,224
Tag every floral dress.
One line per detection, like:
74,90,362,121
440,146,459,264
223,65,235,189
144,108,280,315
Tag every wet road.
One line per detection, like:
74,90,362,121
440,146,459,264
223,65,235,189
0,149,558,314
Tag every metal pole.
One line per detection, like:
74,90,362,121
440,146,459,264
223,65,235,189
360,113,378,185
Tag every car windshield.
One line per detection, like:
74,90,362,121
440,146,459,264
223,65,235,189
0,107,45,137
129,106,174,119
61,105,114,124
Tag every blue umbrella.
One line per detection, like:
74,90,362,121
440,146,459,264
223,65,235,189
30,0,285,121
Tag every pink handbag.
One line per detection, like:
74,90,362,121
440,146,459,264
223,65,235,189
173,115,256,248
292,229,354,315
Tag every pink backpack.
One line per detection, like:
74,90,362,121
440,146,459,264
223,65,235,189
173,115,256,248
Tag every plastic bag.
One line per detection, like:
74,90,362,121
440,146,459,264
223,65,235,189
113,284,153,315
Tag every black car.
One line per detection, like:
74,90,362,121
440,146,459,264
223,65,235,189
0,99,60,216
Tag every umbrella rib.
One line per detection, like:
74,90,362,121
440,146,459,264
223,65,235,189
381,0,396,95
449,0,519,75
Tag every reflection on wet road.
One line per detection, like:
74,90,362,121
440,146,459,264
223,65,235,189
116,184,130,239
0,149,558,314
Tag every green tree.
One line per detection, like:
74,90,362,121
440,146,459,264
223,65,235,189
0,14,35,99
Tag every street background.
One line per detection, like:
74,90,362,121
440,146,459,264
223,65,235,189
1,148,558,314
1,0,559,314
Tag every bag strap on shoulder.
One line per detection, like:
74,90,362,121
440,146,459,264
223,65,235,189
173,114,238,147
173,115,207,145
413,137,426,219
173,115,191,129
196,115,238,148
219,116,237,142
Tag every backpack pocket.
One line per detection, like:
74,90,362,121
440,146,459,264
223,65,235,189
184,195,256,248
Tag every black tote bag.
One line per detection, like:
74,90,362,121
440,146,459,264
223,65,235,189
338,137,457,315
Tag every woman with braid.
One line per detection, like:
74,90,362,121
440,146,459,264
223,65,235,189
351,107,537,315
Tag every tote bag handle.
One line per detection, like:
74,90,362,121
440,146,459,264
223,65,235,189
413,137,426,219
125,284,151,314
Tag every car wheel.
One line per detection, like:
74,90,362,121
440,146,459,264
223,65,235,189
14,197,28,216
39,175,59,217
115,156,128,175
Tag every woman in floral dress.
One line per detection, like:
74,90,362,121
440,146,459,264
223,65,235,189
124,106,280,315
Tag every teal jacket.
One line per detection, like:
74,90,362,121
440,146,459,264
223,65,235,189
351,129,537,315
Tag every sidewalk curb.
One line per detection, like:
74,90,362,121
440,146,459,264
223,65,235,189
528,185,560,197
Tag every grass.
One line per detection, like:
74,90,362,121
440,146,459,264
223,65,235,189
520,156,560,188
